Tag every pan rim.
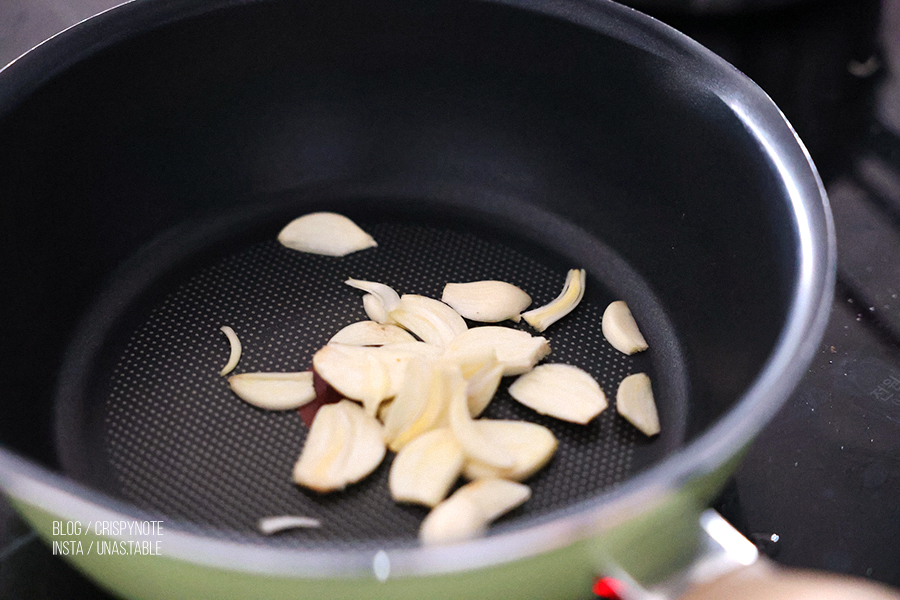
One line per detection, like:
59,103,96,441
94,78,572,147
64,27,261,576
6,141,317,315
0,0,835,581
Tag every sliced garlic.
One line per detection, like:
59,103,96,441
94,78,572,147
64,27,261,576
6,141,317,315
363,294,389,324
508,363,607,424
382,358,461,452
462,420,558,481
448,378,515,469
458,478,531,523
228,372,316,410
369,341,445,400
329,320,416,346
418,494,484,546
389,294,468,347
278,212,377,256
293,401,353,492
293,400,386,493
602,300,648,355
258,515,322,535
443,348,503,417
219,325,242,376
446,326,550,376
312,345,391,415
389,427,464,507
313,341,443,417
521,268,586,332
345,279,401,323
419,479,531,545
465,363,504,417
376,342,443,398
441,281,532,323
616,372,660,436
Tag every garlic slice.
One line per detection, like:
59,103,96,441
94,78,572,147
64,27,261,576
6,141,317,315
219,325,242,376
363,294,389,324
329,321,416,346
602,300,649,355
462,350,503,418
278,212,377,256
389,294,468,347
419,479,531,545
293,400,386,493
258,515,322,535
228,372,316,410
521,269,586,332
382,359,461,452
508,363,608,424
616,372,660,436
293,401,353,492
441,281,532,323
448,375,515,469
464,361,504,418
345,279,401,323
375,342,444,399
462,420,558,481
446,326,550,376
419,494,484,546
443,348,503,417
313,341,444,417
389,427,464,507
312,345,391,415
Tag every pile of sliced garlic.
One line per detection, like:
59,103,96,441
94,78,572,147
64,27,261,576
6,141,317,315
219,213,661,545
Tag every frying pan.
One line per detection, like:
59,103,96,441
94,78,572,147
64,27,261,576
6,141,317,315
0,0,856,597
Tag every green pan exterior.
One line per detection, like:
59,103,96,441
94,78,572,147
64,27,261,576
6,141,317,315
9,453,738,600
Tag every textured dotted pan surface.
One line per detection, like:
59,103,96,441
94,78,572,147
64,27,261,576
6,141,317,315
60,211,685,549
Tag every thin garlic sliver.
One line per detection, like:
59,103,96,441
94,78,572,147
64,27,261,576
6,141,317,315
258,515,322,535
509,363,607,424
419,479,531,545
521,269,586,332
329,320,416,346
446,326,550,376
293,400,386,493
462,420,558,481
389,294,468,347
278,212,377,256
441,281,532,323
219,325,242,376
389,427,465,507
602,300,649,355
616,372,660,436
229,372,316,410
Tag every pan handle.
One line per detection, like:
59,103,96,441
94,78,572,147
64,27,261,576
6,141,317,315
611,511,900,600
678,558,900,600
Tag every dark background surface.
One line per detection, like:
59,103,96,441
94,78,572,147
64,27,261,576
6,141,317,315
1,0,899,597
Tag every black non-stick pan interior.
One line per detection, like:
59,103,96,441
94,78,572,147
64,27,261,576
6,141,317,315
0,0,798,548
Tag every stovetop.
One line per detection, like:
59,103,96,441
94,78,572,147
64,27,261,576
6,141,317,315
1,0,899,598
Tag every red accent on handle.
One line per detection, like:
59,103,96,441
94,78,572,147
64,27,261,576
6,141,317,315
593,576,625,600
